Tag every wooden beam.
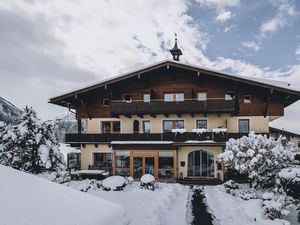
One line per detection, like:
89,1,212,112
137,114,143,118
80,99,92,120
264,89,274,117
234,82,240,115
197,71,200,77
150,114,156,118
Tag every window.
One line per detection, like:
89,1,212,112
115,151,130,177
143,120,150,133
123,94,132,103
225,91,234,100
196,120,207,129
197,92,207,101
143,93,151,102
243,95,251,104
93,153,112,167
158,152,174,179
101,121,120,133
238,119,249,133
102,98,109,106
164,93,184,102
163,120,184,132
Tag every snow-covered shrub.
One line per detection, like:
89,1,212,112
219,132,295,188
126,176,134,184
37,170,71,184
64,179,102,192
224,180,238,195
238,190,257,200
140,174,156,190
262,192,293,220
0,106,66,174
278,167,300,199
102,176,127,191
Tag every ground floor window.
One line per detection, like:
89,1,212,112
115,151,130,177
93,153,112,167
67,153,81,170
187,150,214,177
158,151,174,179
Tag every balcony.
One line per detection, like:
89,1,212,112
65,132,268,146
110,99,236,116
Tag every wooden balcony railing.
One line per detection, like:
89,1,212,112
110,99,236,116
65,132,268,145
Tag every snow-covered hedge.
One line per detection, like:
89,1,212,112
140,174,156,190
102,176,127,191
37,170,71,184
219,132,295,188
278,167,300,199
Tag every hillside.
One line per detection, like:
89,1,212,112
0,97,22,125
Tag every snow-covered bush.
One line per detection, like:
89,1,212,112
219,132,295,188
140,174,156,190
0,106,66,174
224,180,238,195
262,192,293,220
64,179,102,192
126,176,134,184
278,167,300,199
37,170,71,184
102,176,127,191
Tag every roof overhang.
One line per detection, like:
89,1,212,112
49,60,300,108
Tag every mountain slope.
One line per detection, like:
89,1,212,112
0,97,22,124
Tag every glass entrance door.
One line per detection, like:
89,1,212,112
187,150,214,177
145,157,155,175
133,157,143,178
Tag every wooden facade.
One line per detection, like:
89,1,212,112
49,60,300,182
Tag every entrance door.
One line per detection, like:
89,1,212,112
133,157,143,178
145,157,155,176
132,155,156,178
187,150,214,177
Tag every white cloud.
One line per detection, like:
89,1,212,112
215,11,232,22
242,41,260,52
196,0,239,22
260,3,298,37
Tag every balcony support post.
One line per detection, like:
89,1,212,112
264,88,273,117
77,118,82,134
234,82,240,115
80,99,92,120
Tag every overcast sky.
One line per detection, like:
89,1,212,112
1,0,300,132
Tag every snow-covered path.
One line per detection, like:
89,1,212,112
162,185,190,225
88,182,189,225
204,185,289,225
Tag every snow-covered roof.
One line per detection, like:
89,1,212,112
50,60,300,105
0,165,130,225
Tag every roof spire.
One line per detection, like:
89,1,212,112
169,33,183,61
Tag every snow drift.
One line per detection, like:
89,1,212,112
0,165,130,225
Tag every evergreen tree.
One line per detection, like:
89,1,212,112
0,106,65,173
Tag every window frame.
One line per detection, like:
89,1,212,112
164,93,184,102
142,120,151,133
101,121,121,134
163,120,184,132
143,93,151,102
196,119,208,129
197,92,207,101
225,91,234,101
93,152,112,167
102,98,110,106
238,119,250,133
243,95,252,104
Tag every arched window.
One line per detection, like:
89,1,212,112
187,150,214,177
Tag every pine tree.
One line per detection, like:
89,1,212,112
0,106,65,174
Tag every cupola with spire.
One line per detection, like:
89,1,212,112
169,33,182,61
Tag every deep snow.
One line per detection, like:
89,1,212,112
0,165,130,225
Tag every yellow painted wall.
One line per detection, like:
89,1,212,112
227,116,269,133
80,144,112,170
178,146,224,180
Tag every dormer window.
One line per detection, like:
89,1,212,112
225,91,234,100
244,95,251,104
123,94,132,103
